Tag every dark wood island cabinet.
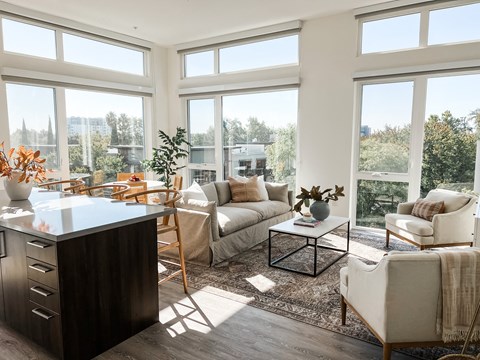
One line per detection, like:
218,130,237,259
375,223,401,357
0,189,174,359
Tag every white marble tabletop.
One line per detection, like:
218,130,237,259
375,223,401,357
0,188,174,241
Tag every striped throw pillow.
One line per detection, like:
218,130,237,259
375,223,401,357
228,175,261,203
411,198,445,221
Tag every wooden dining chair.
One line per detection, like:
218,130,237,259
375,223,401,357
125,189,188,293
116,172,145,181
173,175,183,190
78,184,131,200
38,179,85,194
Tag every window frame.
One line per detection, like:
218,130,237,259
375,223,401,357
358,0,480,55
180,30,300,79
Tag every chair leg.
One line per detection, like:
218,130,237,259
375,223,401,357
341,296,347,325
383,343,392,360
386,230,390,248
175,213,188,293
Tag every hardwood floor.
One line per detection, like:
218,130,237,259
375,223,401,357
0,281,417,360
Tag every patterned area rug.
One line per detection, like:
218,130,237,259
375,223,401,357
162,229,477,359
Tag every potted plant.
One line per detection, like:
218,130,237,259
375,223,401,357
293,185,345,220
0,142,48,200
142,127,190,189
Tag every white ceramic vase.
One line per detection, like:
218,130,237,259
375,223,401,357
3,171,33,201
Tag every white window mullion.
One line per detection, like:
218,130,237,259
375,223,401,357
409,77,427,201
55,87,70,180
419,9,429,47
214,95,223,180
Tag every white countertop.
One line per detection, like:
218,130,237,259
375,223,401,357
0,188,174,241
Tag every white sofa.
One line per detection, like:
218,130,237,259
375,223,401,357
340,250,475,360
162,180,294,266
385,189,477,249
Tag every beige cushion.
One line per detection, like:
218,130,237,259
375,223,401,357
217,206,262,236
411,199,444,221
224,200,291,220
228,175,261,202
265,182,289,204
214,181,231,206
385,213,434,236
425,189,470,213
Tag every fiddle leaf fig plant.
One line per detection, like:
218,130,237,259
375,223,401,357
293,185,345,214
142,127,191,189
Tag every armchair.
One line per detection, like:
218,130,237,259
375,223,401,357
340,250,475,360
385,189,477,249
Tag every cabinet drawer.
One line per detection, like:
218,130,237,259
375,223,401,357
26,238,56,266
28,279,60,314
27,258,58,290
28,302,63,358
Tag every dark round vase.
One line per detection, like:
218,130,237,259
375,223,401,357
310,201,330,221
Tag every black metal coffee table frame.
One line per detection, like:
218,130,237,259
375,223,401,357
268,216,350,277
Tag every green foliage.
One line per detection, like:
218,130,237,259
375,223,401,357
142,127,191,188
356,109,476,228
421,111,476,196
265,123,296,186
96,154,127,180
293,185,345,214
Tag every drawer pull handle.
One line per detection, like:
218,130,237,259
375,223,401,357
32,308,54,320
29,264,52,273
27,240,50,249
30,286,53,297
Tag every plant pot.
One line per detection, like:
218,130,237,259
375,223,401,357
310,200,330,221
3,171,33,201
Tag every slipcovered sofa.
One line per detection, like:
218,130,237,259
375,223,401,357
163,180,294,266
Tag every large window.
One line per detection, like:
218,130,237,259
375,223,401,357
186,89,298,189
1,17,148,76
6,84,58,169
66,90,145,184
0,10,152,190
354,81,414,228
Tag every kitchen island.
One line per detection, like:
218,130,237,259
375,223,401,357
0,189,173,360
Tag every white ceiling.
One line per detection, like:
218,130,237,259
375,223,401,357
2,0,396,46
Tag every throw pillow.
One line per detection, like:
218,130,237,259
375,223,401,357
180,181,208,202
228,175,261,202
411,198,445,221
234,175,269,201
265,182,289,204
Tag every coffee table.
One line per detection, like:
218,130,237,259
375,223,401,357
268,216,350,276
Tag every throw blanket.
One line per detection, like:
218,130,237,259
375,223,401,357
436,249,480,342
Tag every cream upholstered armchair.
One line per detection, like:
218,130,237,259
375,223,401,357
385,189,477,250
340,250,476,360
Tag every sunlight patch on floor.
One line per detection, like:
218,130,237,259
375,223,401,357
159,285,253,338
246,274,276,292
322,232,387,262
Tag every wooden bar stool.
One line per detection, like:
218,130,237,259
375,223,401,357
125,189,188,293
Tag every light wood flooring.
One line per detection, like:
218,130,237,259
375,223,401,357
0,281,418,360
